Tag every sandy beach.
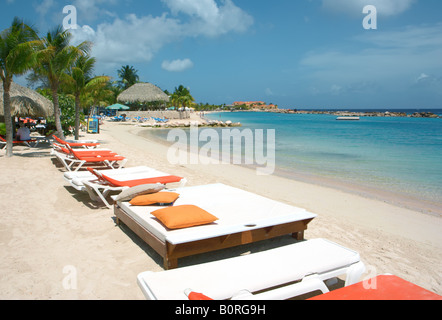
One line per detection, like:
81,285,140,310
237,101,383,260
1,116,441,300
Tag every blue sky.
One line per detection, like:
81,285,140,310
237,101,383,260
1,0,442,109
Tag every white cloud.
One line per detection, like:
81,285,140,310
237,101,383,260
414,73,442,90
70,0,253,68
265,88,274,96
72,0,119,22
162,58,194,72
416,73,429,82
322,0,416,17
300,24,442,94
71,13,182,65
163,0,253,36
35,0,55,16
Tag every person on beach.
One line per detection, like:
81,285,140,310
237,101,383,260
15,121,31,141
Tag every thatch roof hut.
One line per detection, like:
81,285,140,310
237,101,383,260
0,81,54,118
117,83,169,108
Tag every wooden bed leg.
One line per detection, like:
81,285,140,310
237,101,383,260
293,231,304,241
164,257,178,270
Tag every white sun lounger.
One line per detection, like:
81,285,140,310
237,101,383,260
63,166,187,208
51,148,127,172
137,238,366,300
63,166,172,191
115,183,317,269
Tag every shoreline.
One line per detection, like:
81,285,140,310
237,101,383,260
1,120,441,299
139,125,442,217
129,123,442,241
273,166,442,217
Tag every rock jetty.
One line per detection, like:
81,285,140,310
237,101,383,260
139,120,242,128
270,109,441,118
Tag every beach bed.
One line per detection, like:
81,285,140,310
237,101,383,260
114,183,317,269
137,238,365,300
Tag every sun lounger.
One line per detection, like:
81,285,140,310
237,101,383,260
52,135,100,149
137,238,365,300
63,166,163,189
51,147,127,172
81,167,187,208
0,136,39,148
114,183,317,269
309,274,442,300
52,143,115,157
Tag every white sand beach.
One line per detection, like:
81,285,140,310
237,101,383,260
0,118,441,300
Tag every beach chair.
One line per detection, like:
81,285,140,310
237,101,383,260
52,143,115,157
63,166,163,188
82,167,186,208
309,275,442,300
52,135,100,149
137,238,365,300
52,146,127,172
114,183,317,269
0,136,39,148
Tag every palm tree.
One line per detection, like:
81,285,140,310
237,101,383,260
33,25,91,139
0,17,39,157
85,79,116,110
117,65,139,89
65,55,109,140
171,85,195,109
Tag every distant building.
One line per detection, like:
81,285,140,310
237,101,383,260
233,101,278,110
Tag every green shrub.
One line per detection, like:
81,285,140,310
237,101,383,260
0,123,6,136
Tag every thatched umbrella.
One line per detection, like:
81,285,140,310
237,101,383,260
0,81,54,118
117,83,169,108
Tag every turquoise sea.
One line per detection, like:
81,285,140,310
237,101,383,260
146,110,442,215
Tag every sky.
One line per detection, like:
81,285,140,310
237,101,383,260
1,0,442,109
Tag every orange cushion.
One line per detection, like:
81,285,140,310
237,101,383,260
130,192,180,206
101,173,183,188
151,205,218,230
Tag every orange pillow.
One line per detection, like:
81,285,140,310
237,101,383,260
151,205,218,230
130,192,180,206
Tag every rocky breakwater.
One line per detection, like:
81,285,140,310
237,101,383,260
272,109,441,118
139,119,242,128
409,112,440,118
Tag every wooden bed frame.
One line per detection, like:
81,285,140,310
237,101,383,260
114,204,314,270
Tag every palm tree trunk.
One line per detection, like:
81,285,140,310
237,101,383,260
51,84,65,140
74,93,80,140
2,80,13,157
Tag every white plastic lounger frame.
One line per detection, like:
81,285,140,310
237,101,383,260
51,144,112,155
80,168,187,208
64,138,99,144
137,238,366,300
115,183,317,269
63,166,161,190
0,139,39,149
51,149,127,172
83,178,187,208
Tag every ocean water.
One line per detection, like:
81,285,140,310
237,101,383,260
145,110,442,214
